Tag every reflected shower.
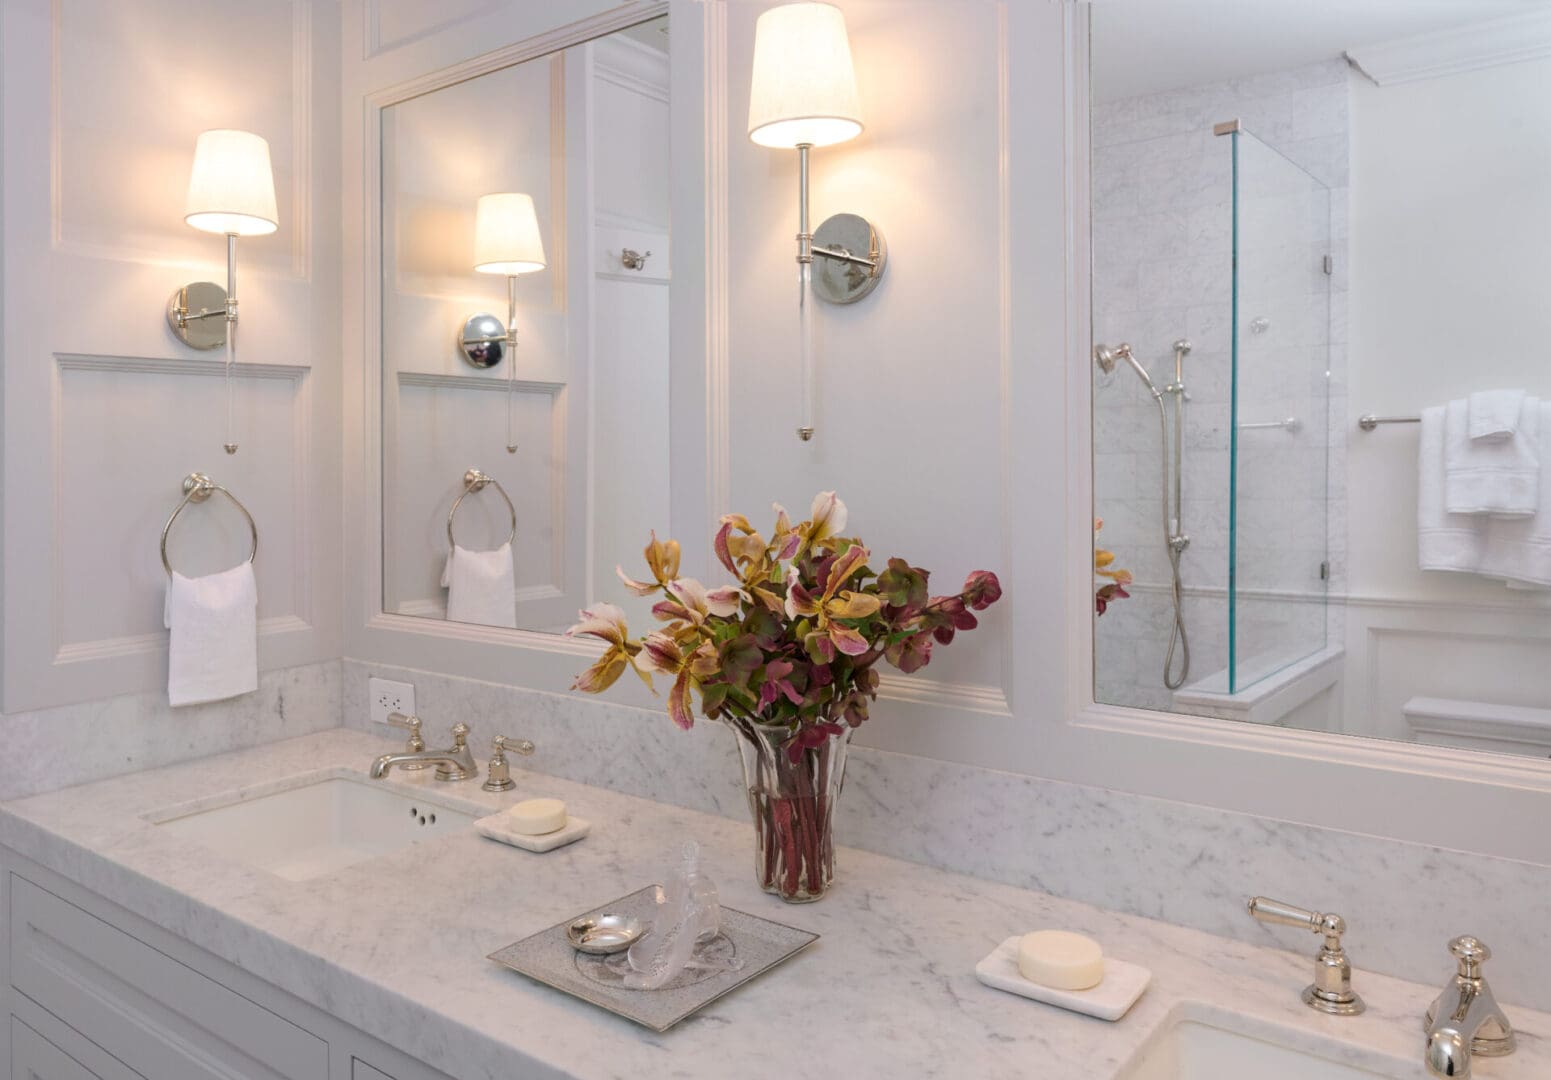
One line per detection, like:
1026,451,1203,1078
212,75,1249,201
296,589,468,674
1093,340,1192,689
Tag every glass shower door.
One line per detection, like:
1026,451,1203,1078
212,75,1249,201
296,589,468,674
1228,128,1331,693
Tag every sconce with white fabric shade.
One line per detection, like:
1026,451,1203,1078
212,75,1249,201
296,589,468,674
747,1,886,441
461,192,549,453
166,128,280,455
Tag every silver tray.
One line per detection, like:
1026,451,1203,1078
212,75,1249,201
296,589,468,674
488,885,819,1032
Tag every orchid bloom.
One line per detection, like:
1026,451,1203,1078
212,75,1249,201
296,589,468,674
635,631,719,730
616,531,681,597
714,513,772,583
803,491,849,551
1094,518,1132,616
784,544,880,656
565,603,649,692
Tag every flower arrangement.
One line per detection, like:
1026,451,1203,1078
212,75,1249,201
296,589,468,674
567,492,1001,900
1094,518,1132,616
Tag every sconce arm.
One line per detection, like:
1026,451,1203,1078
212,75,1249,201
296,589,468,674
811,243,879,270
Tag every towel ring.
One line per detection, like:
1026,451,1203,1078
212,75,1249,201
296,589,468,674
160,473,259,576
447,468,517,549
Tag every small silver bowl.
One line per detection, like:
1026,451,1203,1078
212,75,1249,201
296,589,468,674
567,914,644,955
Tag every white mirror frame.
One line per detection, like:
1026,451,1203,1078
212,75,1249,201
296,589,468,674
1056,2,1551,864
343,1,702,709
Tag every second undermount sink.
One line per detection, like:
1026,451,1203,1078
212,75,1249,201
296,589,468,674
1118,1013,1414,1080
151,775,476,882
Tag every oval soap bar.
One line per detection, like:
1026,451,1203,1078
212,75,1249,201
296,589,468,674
1017,930,1104,990
508,798,566,836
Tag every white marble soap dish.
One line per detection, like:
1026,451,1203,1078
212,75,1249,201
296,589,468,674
975,936,1150,1021
475,810,591,853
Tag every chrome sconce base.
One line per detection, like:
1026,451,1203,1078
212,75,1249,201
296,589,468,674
808,212,886,304
166,282,231,350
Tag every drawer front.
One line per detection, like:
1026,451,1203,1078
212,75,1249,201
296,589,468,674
9,874,328,1080
12,1016,103,1080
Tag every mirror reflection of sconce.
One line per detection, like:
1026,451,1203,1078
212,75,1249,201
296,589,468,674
748,1,887,441
458,192,547,453
165,129,278,455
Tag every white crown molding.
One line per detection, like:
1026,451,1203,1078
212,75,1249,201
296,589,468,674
1346,10,1551,87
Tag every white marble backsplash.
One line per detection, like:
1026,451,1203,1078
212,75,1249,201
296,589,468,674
0,661,341,802
343,658,1551,1012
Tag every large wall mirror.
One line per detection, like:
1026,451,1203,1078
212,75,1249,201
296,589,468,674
1089,3,1551,758
380,15,670,633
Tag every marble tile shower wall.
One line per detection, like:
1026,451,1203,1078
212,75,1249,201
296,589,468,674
1092,59,1349,712
341,659,1551,1010
0,661,342,802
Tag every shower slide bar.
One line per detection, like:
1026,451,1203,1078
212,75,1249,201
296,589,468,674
1357,414,1420,431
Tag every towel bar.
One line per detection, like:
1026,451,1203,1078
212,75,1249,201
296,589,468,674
1358,414,1421,431
160,473,258,576
447,467,517,548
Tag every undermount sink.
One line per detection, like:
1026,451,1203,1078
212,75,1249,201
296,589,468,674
1118,1014,1413,1080
151,775,476,882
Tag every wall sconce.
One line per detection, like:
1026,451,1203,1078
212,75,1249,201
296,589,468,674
459,192,548,453
166,129,278,455
748,1,886,441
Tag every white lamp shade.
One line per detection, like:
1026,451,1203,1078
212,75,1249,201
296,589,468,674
184,129,279,236
473,192,547,274
747,2,863,149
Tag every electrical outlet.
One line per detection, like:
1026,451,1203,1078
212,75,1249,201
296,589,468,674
369,677,416,727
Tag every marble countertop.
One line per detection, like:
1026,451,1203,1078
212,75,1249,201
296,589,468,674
1,729,1544,1080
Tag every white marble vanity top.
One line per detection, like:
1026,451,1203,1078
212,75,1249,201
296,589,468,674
0,729,1544,1079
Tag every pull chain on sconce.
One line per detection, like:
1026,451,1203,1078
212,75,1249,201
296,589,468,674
166,130,279,456
749,1,887,441
458,192,548,454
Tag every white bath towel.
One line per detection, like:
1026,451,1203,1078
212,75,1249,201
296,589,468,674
163,563,258,707
441,542,517,628
1443,396,1539,517
1468,388,1525,441
1420,401,1551,589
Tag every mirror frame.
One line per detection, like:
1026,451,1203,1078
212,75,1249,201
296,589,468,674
344,0,713,706
1060,1,1551,862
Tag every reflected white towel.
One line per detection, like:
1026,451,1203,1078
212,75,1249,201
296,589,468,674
163,563,258,707
1421,402,1551,589
441,543,517,628
1468,388,1525,441
1443,397,1539,517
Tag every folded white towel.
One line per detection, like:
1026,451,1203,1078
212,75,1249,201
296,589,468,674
1443,396,1539,517
1469,388,1526,441
441,542,517,628
1421,402,1551,589
163,563,258,707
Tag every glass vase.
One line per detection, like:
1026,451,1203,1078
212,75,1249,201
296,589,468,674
729,719,852,903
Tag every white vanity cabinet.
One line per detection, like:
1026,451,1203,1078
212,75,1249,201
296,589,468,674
0,852,454,1080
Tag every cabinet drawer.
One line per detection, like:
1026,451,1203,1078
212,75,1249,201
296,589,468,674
12,1016,104,1080
9,874,328,1080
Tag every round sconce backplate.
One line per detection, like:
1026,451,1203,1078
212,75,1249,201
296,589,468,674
459,312,507,369
165,281,229,350
812,213,887,304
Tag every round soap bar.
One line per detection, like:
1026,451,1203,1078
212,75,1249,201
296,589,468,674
1017,930,1104,990
508,798,566,836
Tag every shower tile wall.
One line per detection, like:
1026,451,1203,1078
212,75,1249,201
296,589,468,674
1092,59,1349,713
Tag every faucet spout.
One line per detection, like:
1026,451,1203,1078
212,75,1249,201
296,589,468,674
368,721,477,782
1424,938,1515,1079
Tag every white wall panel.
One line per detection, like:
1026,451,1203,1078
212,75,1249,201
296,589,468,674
1,0,341,711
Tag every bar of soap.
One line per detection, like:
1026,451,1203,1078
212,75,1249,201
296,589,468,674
507,798,566,836
1017,930,1104,990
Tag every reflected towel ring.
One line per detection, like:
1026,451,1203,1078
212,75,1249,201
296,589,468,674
447,468,517,549
160,472,259,576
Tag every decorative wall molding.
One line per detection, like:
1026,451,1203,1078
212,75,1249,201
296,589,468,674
1346,10,1551,87
593,34,670,103
396,371,564,395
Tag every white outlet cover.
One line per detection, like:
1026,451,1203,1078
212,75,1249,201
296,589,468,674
369,677,416,727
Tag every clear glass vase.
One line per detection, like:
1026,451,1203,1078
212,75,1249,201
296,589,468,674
729,719,852,903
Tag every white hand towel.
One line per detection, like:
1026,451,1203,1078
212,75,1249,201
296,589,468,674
163,563,258,707
1419,406,1491,575
1478,400,1551,589
440,542,517,628
1443,396,1539,517
1468,388,1525,441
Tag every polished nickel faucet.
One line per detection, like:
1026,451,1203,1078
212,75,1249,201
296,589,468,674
1247,896,1364,1015
369,718,478,781
1424,937,1514,1079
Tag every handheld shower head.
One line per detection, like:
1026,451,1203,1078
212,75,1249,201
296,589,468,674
1093,342,1162,398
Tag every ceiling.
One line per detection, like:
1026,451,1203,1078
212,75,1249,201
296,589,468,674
1091,0,1540,100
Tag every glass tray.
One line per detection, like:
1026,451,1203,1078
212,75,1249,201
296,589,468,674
488,885,819,1032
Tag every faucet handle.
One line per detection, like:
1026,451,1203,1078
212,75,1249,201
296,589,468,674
482,734,535,793
1450,936,1492,978
1248,896,1364,1016
385,713,429,769
386,711,421,734
449,721,470,746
